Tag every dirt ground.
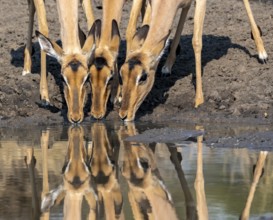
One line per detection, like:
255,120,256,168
0,0,273,127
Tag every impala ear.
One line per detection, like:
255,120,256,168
41,184,65,212
109,20,121,54
113,191,123,217
128,25,149,53
94,19,102,47
82,19,101,63
36,30,63,63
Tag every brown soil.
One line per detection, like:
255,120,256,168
1,0,273,127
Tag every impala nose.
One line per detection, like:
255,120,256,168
71,176,83,189
91,110,105,120
120,115,127,121
70,117,82,124
71,118,80,123
70,113,82,124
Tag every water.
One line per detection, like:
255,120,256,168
0,122,272,220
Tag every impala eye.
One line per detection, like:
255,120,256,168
138,72,147,84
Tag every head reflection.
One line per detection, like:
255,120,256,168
89,122,124,219
119,123,178,220
41,126,97,219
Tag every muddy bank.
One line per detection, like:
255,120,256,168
0,0,273,127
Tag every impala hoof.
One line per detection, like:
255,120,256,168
161,65,171,77
195,97,204,108
22,70,31,76
41,99,51,107
258,51,268,64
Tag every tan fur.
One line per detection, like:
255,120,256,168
36,0,96,123
194,129,209,220
40,126,97,219
89,0,124,119
119,53,155,120
24,147,41,220
126,0,146,54
119,124,178,220
90,123,124,220
56,0,81,54
120,0,268,121
23,0,95,123
120,0,188,121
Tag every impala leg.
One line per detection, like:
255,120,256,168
126,0,144,54
242,0,268,63
168,146,197,219
40,129,50,220
81,0,95,30
33,0,50,104
24,147,41,219
192,0,206,108
240,151,268,220
194,126,208,220
23,0,35,76
161,6,190,76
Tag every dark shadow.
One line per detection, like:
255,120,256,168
134,34,254,120
237,0,273,4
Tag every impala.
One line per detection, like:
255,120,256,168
36,0,96,123
23,0,95,107
89,0,124,119
41,126,98,220
119,0,268,121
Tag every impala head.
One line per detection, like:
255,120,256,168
90,123,116,188
41,126,96,213
61,126,91,190
36,23,96,123
89,20,121,119
119,25,169,121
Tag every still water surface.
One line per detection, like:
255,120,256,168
0,122,272,220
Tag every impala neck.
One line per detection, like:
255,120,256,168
142,0,180,52
99,0,124,47
57,0,81,54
